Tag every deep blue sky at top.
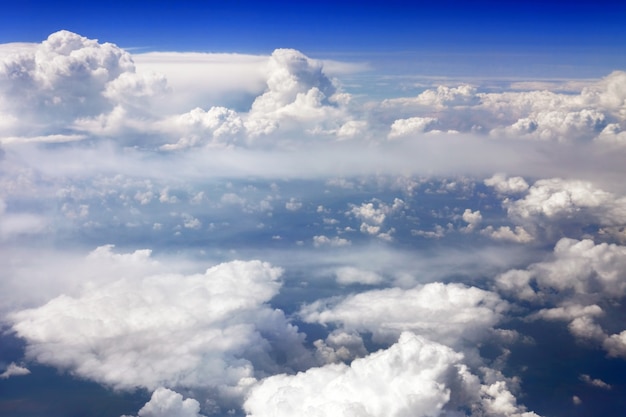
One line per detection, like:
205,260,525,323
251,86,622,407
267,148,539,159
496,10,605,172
3,0,626,53
2,0,626,78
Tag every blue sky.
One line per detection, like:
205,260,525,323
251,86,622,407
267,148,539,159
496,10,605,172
2,2,626,417
5,0,626,54
4,0,626,81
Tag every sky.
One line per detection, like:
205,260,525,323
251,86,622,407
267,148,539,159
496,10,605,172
2,1,626,417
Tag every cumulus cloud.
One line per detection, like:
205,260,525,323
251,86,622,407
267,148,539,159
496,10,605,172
381,71,626,144
579,374,611,390
388,116,438,139
496,238,626,301
348,198,405,241
245,332,539,417
125,387,205,417
484,174,529,195
461,208,482,233
0,362,31,379
9,250,312,410
485,176,626,242
0,30,168,140
312,235,351,247
300,282,508,350
495,238,626,358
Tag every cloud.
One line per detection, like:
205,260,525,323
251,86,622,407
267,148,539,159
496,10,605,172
495,238,626,358
334,266,383,285
486,177,626,242
300,282,508,350
579,374,611,390
124,387,205,417
348,198,405,241
496,238,626,301
0,362,31,379
484,174,529,195
312,235,351,247
9,250,312,409
0,31,134,135
388,116,438,139
0,198,48,240
244,332,539,417
380,71,626,144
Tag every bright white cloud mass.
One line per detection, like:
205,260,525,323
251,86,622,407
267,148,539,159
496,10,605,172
1,29,626,417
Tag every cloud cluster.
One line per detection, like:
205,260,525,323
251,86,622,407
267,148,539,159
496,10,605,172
495,238,626,358
9,247,312,410
0,30,166,141
484,176,626,243
4,30,626,417
348,198,405,241
383,71,626,144
244,332,539,417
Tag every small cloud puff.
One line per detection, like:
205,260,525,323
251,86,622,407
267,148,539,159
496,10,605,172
0,362,31,379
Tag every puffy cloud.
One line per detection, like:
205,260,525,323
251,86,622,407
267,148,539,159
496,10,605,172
603,330,626,358
285,197,303,211
493,109,607,142
0,362,31,379
484,174,529,195
496,238,626,358
313,330,368,364
244,48,353,139
125,388,205,417
300,282,508,349
480,226,533,243
411,84,480,108
348,198,405,240
461,208,482,233
245,332,538,417
9,250,312,408
489,177,626,242
381,71,626,144
159,106,244,150
312,235,351,247
579,374,611,390
388,116,438,139
496,238,626,300
0,31,175,144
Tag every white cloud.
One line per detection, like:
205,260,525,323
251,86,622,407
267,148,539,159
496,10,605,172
0,31,138,137
461,208,482,233
489,178,626,242
245,332,539,417
481,226,533,243
285,197,302,211
0,362,31,379
348,198,404,240
125,387,206,417
579,374,611,390
300,282,508,350
484,174,529,195
312,235,351,247
388,116,438,139
10,252,311,407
